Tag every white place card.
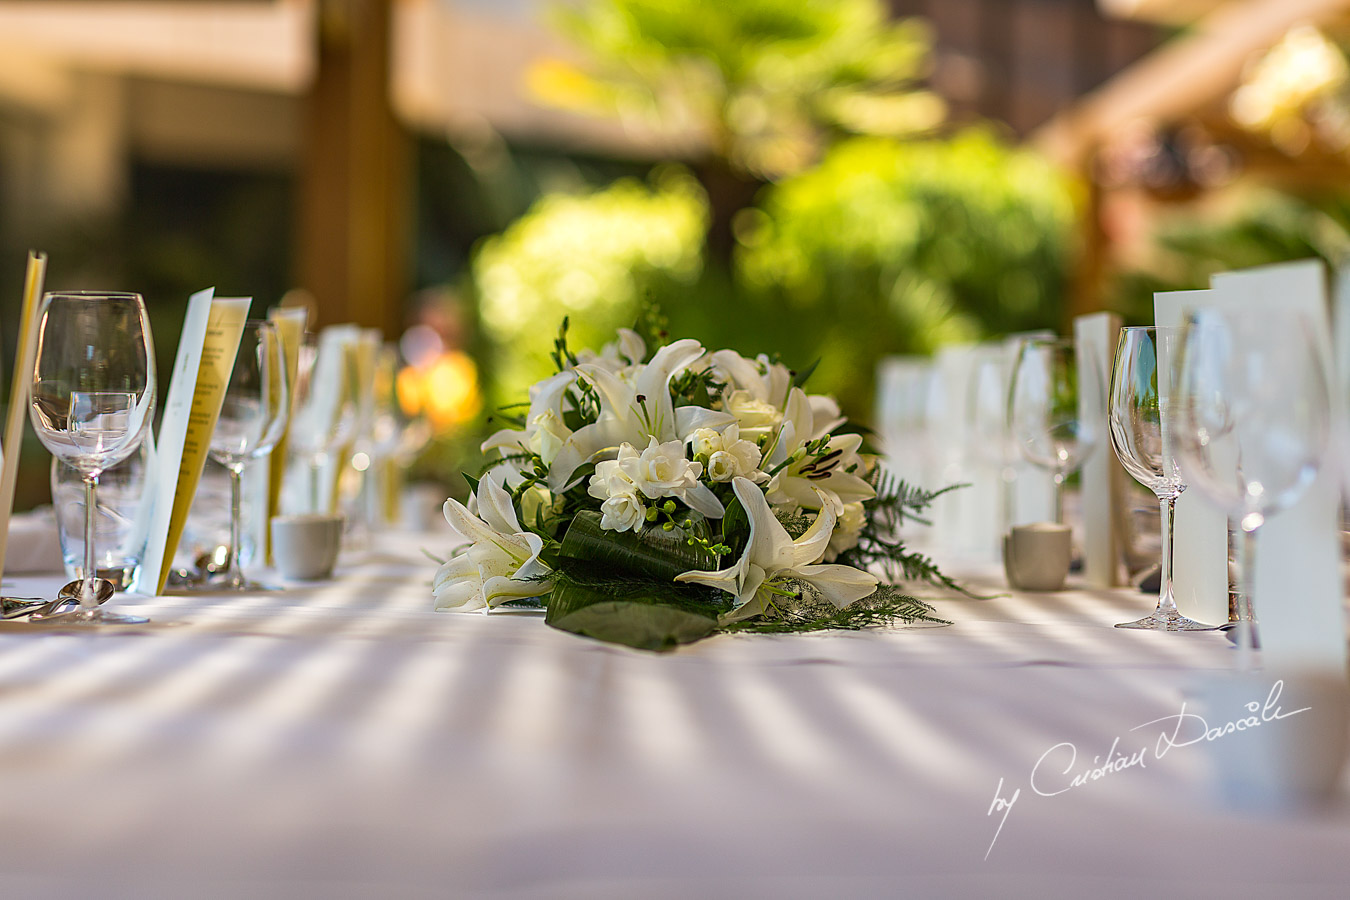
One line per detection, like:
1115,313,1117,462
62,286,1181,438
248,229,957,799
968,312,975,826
1074,311,1124,588
1154,290,1230,626
1211,260,1346,672
0,251,46,584
930,344,981,560
139,290,251,594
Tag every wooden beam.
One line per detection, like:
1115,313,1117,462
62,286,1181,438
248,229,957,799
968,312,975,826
1034,0,1350,168
297,0,409,337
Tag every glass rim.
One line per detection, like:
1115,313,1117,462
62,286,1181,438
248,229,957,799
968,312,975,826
42,290,144,301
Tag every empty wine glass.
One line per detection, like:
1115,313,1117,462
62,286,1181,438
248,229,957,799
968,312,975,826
28,291,155,624
201,320,290,591
1008,337,1101,522
1108,326,1215,631
1172,308,1331,667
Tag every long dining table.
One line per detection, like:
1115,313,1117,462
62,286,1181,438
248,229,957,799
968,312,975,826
0,525,1347,899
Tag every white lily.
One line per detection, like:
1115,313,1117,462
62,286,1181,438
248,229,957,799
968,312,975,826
674,477,877,623
575,327,646,374
481,369,578,473
763,388,875,512
549,338,734,492
433,473,551,612
707,349,792,409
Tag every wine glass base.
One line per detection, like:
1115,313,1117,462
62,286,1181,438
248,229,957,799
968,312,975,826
175,575,281,594
1115,607,1219,631
33,606,148,626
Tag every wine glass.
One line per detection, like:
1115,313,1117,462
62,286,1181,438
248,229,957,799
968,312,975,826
202,320,290,591
1008,337,1101,522
28,291,155,624
1171,308,1331,668
1108,326,1215,631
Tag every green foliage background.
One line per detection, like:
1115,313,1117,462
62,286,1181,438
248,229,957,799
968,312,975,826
469,130,1077,421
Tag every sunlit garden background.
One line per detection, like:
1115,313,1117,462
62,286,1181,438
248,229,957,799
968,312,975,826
3,0,1350,505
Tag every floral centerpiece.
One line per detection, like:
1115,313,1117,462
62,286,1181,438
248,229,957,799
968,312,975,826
432,319,959,650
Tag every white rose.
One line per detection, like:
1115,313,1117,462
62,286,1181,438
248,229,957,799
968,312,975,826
723,389,781,440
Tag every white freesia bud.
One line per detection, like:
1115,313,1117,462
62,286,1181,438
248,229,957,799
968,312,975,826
588,458,649,532
706,451,737,482
620,437,704,498
599,491,647,533
693,423,766,483
690,427,722,459
589,438,725,521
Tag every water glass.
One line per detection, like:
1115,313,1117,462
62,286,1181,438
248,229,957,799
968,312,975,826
51,446,148,591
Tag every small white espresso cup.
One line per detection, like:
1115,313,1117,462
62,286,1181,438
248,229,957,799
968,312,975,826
270,514,344,580
1003,522,1073,591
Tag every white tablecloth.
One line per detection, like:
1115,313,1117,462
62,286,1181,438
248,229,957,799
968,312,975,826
1,530,1347,899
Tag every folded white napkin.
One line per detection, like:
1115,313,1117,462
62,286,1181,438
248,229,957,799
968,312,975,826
5,509,66,574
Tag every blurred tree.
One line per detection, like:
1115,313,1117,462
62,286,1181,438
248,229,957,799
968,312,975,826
531,0,944,254
734,131,1076,409
533,0,943,179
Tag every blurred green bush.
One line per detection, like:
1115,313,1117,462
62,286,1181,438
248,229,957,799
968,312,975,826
472,167,709,405
470,129,1076,420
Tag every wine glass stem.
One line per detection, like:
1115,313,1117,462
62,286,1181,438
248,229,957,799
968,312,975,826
225,466,246,588
1157,494,1179,613
1237,524,1259,673
1052,473,1065,524
81,473,99,610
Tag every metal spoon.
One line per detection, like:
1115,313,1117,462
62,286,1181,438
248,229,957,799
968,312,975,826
27,578,116,621
1,596,49,620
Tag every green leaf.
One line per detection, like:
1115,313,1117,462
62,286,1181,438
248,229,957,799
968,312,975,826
545,580,720,651
558,510,713,581
792,357,821,389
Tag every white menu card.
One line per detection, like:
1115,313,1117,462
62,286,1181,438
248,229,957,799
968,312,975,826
1154,290,1230,626
1074,311,1124,588
1210,261,1346,672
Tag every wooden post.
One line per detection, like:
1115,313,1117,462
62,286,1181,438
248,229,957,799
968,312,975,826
297,0,409,337
1067,158,1107,325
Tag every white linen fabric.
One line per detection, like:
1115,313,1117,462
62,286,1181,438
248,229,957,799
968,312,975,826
0,530,1346,899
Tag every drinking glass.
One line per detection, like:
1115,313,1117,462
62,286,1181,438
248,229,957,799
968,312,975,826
1107,326,1215,630
51,444,149,591
1008,337,1101,522
288,331,358,513
202,320,290,590
28,291,155,624
1172,308,1331,667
